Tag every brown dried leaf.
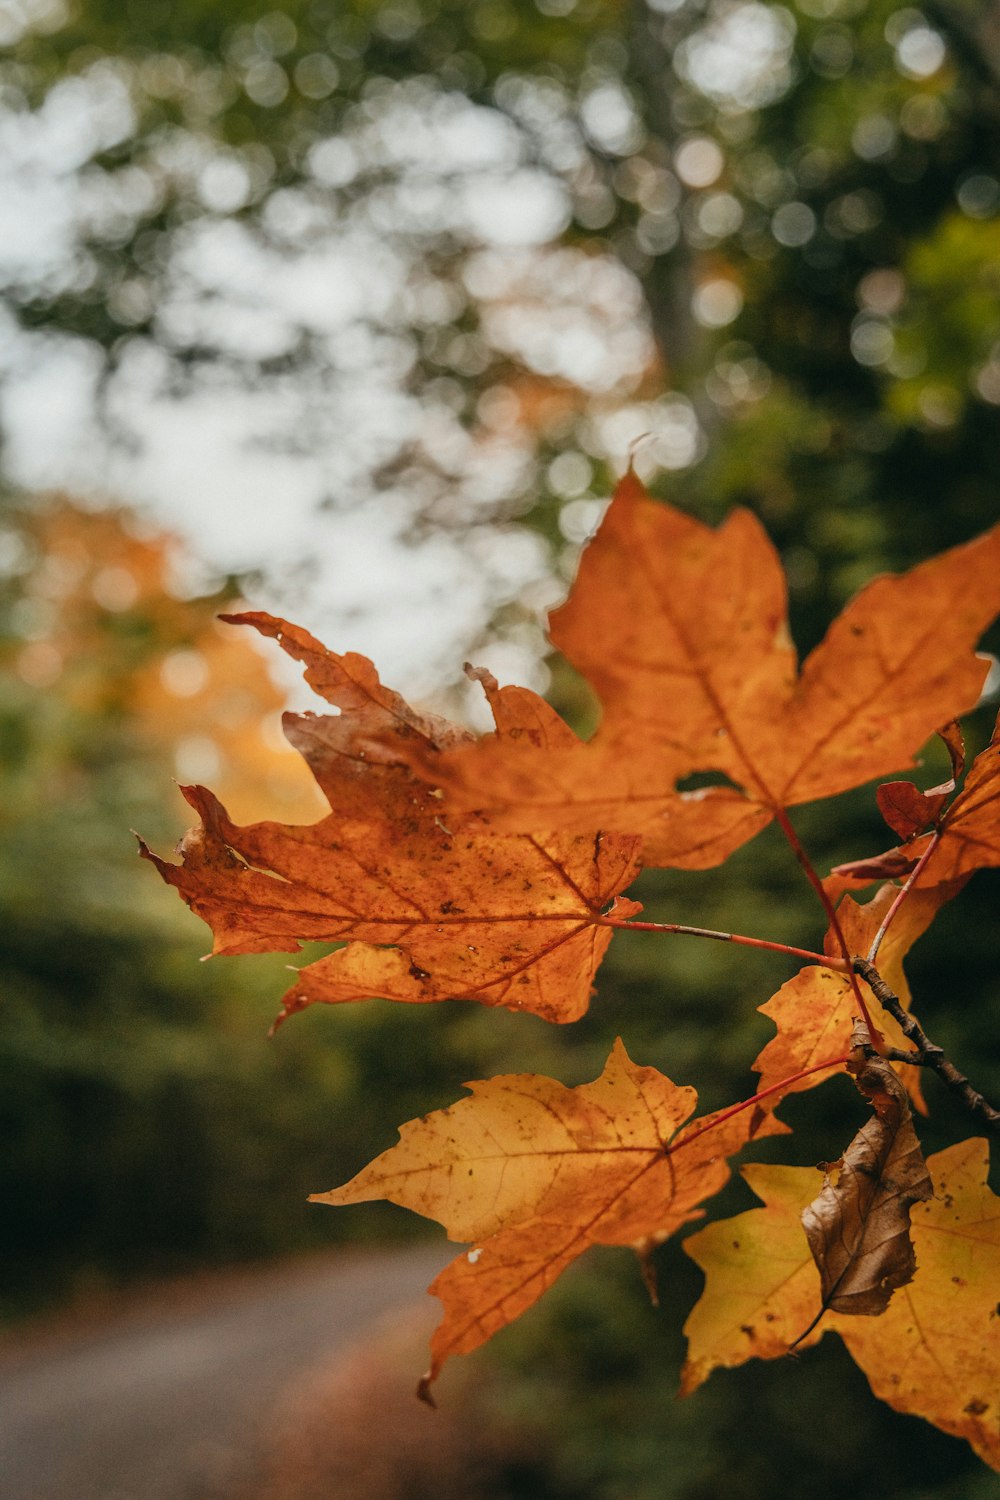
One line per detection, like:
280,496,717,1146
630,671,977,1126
802,1033,933,1316
876,779,950,839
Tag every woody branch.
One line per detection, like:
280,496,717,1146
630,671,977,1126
853,956,1000,1135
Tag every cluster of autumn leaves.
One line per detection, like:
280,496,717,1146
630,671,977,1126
144,476,1000,1468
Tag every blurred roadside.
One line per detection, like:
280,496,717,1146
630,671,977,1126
0,1241,451,1500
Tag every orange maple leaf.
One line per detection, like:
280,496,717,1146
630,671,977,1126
417,474,1000,868
681,1139,1000,1470
141,614,641,1025
753,880,960,1112
313,1040,782,1396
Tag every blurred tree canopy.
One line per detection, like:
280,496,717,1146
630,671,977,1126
1,0,999,606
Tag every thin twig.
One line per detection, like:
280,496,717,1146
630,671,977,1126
852,957,1000,1135
598,917,848,972
866,831,941,965
772,806,878,1039
667,1053,852,1156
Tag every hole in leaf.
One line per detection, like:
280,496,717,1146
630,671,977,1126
676,769,742,794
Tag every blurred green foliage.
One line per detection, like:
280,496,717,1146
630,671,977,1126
3,0,999,662
2,0,1000,1491
3,0,999,575
0,499,482,1314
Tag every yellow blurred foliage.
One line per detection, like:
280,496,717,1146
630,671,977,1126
5,499,325,825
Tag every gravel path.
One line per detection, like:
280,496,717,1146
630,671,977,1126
0,1243,449,1500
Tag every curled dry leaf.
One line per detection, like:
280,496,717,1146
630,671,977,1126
833,710,1000,891
876,779,951,840
903,712,1000,886
681,1140,1000,1471
937,719,966,781
313,1040,782,1396
140,614,641,1026
873,719,962,840
414,474,1000,869
802,1032,933,1316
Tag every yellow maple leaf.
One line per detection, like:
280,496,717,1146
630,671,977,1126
681,1139,1000,1470
314,1040,780,1397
